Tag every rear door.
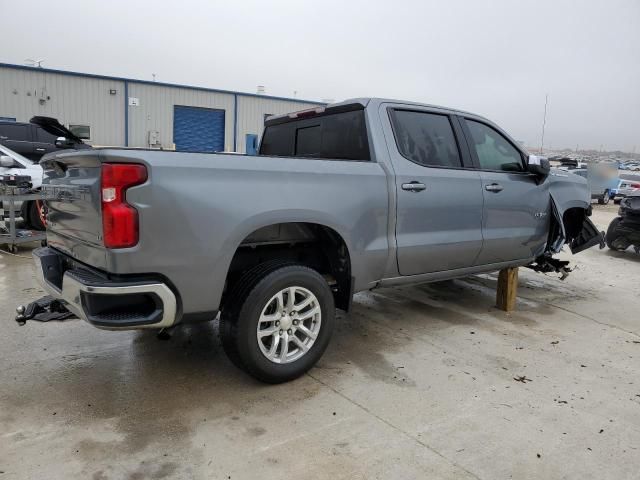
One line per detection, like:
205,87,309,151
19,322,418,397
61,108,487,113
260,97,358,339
460,117,551,265
384,106,484,275
0,123,35,160
32,126,59,158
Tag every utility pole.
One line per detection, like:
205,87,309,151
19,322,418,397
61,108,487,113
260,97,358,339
540,93,548,154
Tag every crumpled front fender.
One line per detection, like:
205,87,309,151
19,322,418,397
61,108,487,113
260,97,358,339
546,170,604,254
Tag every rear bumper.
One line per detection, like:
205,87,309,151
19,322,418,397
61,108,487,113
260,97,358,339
33,247,178,330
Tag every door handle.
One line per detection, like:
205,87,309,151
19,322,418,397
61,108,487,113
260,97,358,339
36,148,46,152
485,183,503,193
402,182,426,192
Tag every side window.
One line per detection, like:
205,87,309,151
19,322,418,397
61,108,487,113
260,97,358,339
465,120,524,172
390,110,462,168
0,124,30,141
69,125,91,140
35,127,58,143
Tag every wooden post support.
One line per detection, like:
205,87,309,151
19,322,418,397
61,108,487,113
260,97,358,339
496,267,519,312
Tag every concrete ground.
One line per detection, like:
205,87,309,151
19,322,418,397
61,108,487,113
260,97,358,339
1,204,638,480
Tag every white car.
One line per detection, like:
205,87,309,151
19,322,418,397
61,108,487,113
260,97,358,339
0,143,45,229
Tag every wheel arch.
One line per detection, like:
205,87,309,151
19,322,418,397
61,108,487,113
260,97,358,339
219,214,354,312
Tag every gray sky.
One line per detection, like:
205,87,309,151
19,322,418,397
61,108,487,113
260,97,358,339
2,0,639,151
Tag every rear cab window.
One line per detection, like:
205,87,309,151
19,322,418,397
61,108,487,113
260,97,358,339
260,109,370,161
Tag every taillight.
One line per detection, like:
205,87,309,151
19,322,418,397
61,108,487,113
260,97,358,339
101,163,147,248
631,183,640,189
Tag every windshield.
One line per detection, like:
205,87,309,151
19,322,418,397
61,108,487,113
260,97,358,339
0,143,33,167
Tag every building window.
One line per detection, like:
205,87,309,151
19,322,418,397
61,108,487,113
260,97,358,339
0,117,16,122
69,125,91,140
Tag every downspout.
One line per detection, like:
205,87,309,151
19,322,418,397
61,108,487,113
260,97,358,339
124,80,129,147
233,93,238,152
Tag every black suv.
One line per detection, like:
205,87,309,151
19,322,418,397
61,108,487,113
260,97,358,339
0,117,91,162
0,121,61,162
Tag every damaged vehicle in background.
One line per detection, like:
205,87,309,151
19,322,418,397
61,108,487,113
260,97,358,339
606,194,640,253
0,117,90,230
0,143,45,230
18,98,604,383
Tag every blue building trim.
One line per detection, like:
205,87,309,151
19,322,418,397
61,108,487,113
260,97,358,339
124,80,129,147
233,93,238,152
0,63,326,106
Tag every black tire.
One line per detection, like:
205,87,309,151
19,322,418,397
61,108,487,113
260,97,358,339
220,259,296,371
598,192,608,205
606,217,627,250
221,264,335,383
27,201,45,230
614,198,621,205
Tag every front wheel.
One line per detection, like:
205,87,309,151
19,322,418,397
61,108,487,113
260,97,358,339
606,217,628,251
598,191,610,205
220,265,335,383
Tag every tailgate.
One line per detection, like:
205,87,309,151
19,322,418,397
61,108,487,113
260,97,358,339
41,152,105,262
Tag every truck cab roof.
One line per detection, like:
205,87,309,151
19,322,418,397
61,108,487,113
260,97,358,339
265,98,484,127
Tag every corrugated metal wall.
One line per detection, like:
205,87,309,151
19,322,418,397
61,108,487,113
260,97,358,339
0,65,322,153
127,83,235,150
0,66,125,146
236,96,319,153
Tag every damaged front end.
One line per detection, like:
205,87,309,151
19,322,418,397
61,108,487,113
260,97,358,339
526,171,605,278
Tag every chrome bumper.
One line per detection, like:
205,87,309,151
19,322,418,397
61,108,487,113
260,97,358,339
33,247,177,330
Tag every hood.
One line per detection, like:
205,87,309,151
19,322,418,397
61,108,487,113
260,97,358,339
29,116,84,144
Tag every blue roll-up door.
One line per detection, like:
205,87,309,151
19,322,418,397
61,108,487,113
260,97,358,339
173,106,225,152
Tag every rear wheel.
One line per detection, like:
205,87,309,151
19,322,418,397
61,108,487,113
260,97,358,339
606,217,628,251
220,264,335,383
27,201,45,230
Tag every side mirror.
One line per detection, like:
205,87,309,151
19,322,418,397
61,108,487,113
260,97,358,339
0,155,15,167
55,136,75,149
527,154,551,177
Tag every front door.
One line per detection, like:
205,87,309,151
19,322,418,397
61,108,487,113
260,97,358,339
385,107,484,275
461,118,551,265
32,126,59,159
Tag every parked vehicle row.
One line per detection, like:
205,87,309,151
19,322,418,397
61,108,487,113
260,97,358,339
612,178,640,204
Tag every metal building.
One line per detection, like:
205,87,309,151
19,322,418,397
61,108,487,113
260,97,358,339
0,63,323,153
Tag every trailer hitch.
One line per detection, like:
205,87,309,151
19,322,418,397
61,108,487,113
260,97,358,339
15,296,77,326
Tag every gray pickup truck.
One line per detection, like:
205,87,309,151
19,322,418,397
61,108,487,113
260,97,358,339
22,98,602,383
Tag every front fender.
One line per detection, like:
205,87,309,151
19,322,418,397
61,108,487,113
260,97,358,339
546,170,603,254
